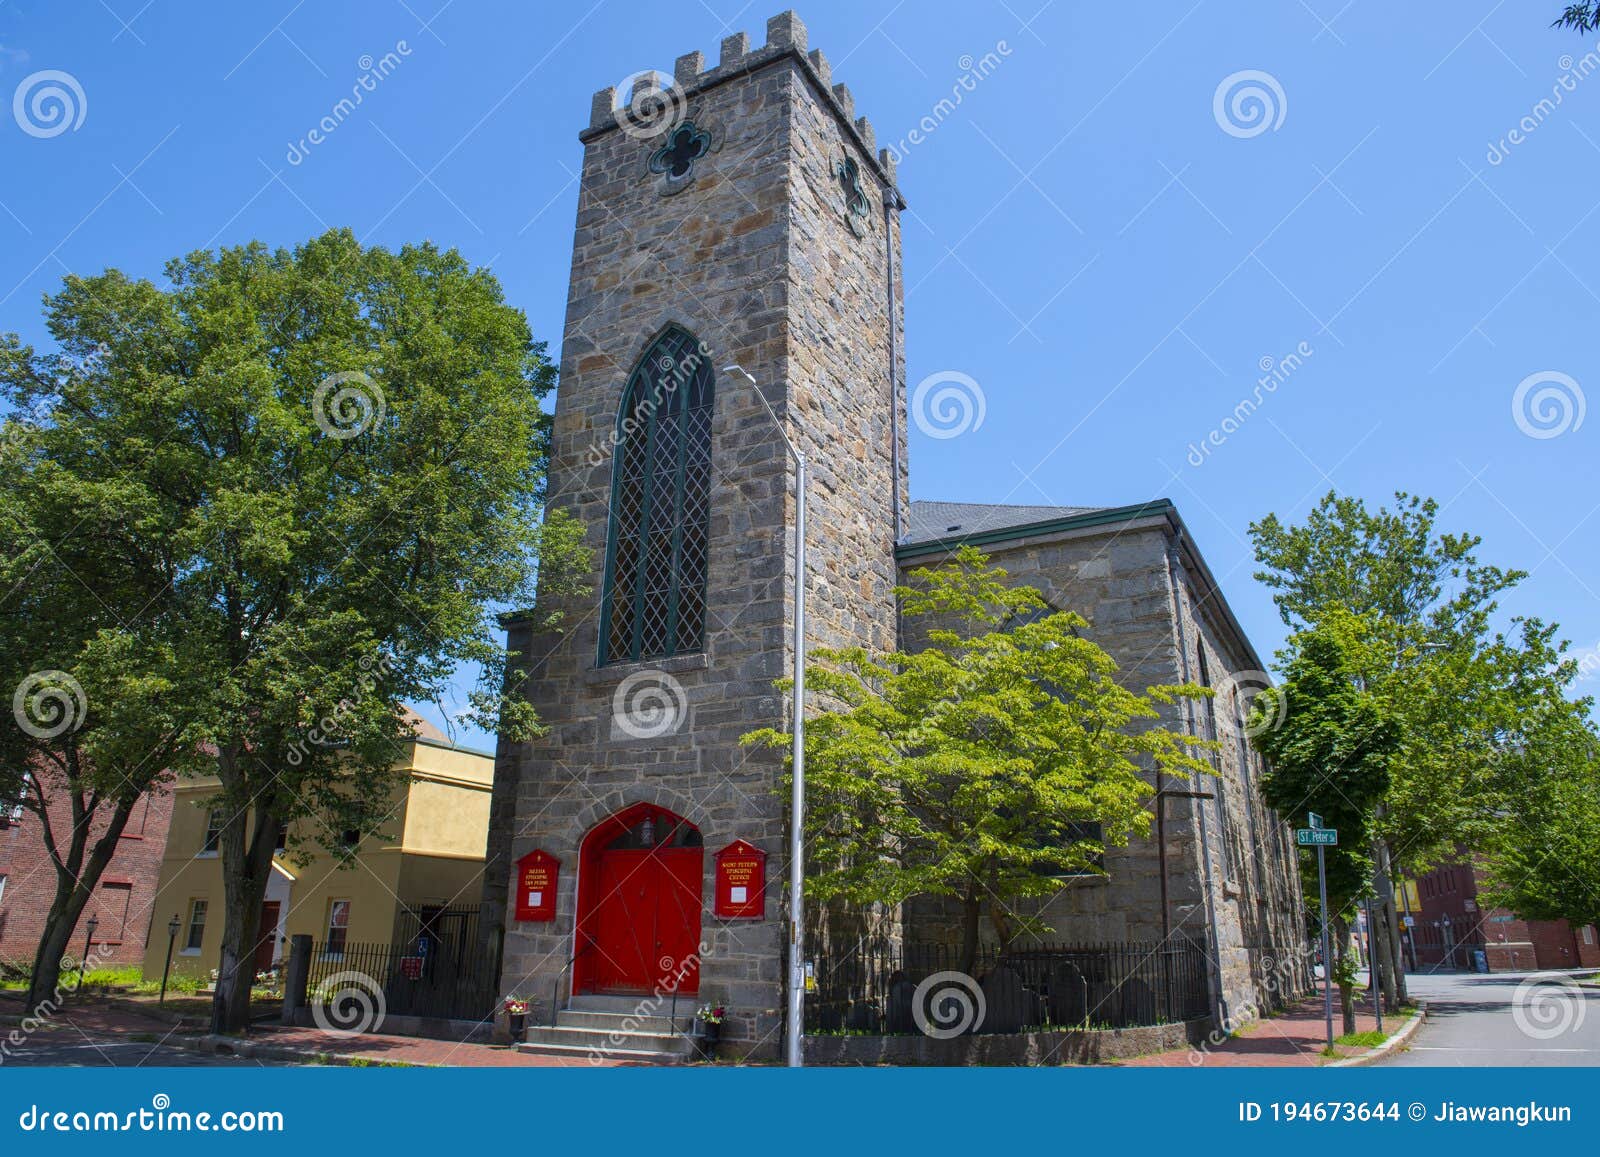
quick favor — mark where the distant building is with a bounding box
[142,731,493,980]
[0,785,173,969]
[1400,861,1600,972]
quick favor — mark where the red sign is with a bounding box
[713,840,767,919]
[399,956,424,980]
[514,849,560,922]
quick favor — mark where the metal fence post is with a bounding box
[281,934,312,1025]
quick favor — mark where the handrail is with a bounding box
[548,939,597,1025]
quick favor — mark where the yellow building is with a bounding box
[142,730,494,980]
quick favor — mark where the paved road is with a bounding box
[1379,970,1599,1066]
[2,1036,285,1067]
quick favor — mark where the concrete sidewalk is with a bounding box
[1119,991,1421,1067]
[0,991,625,1067]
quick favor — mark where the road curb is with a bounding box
[1329,1002,1427,1067]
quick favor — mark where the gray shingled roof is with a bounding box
[903,500,1113,546]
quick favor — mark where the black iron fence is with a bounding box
[806,939,1211,1036]
[307,905,497,1024]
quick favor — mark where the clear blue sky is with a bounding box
[3,2,1597,748]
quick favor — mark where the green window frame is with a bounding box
[599,326,715,665]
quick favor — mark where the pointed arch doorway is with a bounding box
[574,802,704,996]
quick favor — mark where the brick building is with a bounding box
[485,11,1307,1060]
[0,786,174,971]
[1402,860,1600,973]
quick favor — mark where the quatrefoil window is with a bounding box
[835,154,871,237]
[649,122,713,182]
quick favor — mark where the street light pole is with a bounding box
[160,914,181,1004]
[724,364,808,1069]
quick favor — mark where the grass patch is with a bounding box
[1335,1030,1386,1048]
[82,966,143,988]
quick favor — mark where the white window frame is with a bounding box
[197,809,223,858]
[322,899,351,961]
[181,898,207,955]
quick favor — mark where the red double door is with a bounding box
[583,844,703,996]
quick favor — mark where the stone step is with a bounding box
[516,1039,688,1064]
[556,1008,694,1034]
[522,1023,697,1059]
[566,993,681,1014]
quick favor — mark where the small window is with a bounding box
[201,809,223,855]
[1585,926,1595,945]
[274,821,289,853]
[120,797,148,839]
[99,882,133,942]
[184,899,208,952]
[0,872,8,905]
[325,899,351,958]
[339,829,361,852]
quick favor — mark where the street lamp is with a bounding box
[160,914,181,1004]
[723,362,808,1069]
[76,916,98,991]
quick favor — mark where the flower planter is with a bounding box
[508,1012,527,1040]
[697,1019,721,1059]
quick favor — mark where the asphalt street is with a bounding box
[1378,969,1599,1067]
[1,1036,286,1067]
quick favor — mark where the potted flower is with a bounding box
[504,995,530,1040]
[695,1004,725,1058]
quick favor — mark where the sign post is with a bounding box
[1366,897,1384,1032]
[1297,812,1338,1054]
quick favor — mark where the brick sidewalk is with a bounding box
[7,989,1411,1068]
[1119,991,1410,1067]
[0,992,625,1067]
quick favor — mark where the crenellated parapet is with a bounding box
[582,10,903,206]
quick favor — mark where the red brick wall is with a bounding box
[1402,857,1600,972]
[0,789,174,970]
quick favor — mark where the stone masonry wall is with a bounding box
[896,514,1307,1024]
[486,12,905,1058]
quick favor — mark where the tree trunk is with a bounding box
[24,788,137,1016]
[26,895,86,1017]
[211,747,281,1034]
[1334,921,1358,1037]
[212,821,277,1033]
[958,889,982,976]
[1370,827,1408,1004]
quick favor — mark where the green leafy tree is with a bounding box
[1480,714,1600,931]
[1248,613,1400,1033]
[1250,491,1587,1004]
[742,546,1211,971]
[1556,5,1600,33]
[0,441,213,1012]
[0,230,587,1031]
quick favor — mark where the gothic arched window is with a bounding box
[599,326,715,664]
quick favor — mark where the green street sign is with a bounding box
[1307,812,1323,828]
[1296,828,1338,846]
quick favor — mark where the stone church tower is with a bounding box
[484,11,907,1058]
